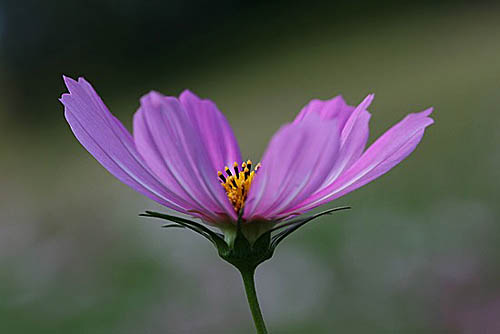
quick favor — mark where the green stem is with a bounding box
[239,267,268,334]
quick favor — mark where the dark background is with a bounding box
[1,1,499,333]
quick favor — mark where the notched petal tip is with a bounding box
[179,89,220,111]
[360,93,375,108]
[60,75,79,104]
[59,93,70,104]
[62,74,75,85]
[406,107,435,128]
[179,88,197,99]
[61,75,95,99]
[421,107,434,118]
[62,75,81,91]
[139,90,166,107]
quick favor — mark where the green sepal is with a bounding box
[218,215,274,272]
[270,206,351,249]
[161,223,186,229]
[139,211,227,252]
[140,206,350,272]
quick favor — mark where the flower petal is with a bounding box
[60,76,193,215]
[321,94,373,186]
[293,95,355,130]
[244,115,340,221]
[289,108,434,214]
[179,90,242,171]
[133,91,238,221]
[294,94,373,187]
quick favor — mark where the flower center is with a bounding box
[218,160,261,213]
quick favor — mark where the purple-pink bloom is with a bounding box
[60,76,433,227]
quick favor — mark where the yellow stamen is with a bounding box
[233,161,239,176]
[217,171,226,183]
[217,160,261,212]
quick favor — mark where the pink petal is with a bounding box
[321,94,373,186]
[179,90,242,172]
[133,91,238,221]
[289,108,434,214]
[60,76,194,215]
[293,95,355,130]
[244,115,340,221]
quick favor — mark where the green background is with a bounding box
[1,1,499,333]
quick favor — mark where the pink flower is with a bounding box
[60,76,433,227]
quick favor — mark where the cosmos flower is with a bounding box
[60,76,433,229]
[61,76,433,334]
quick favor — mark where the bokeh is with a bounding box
[1,1,499,333]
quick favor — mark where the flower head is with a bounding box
[60,76,433,233]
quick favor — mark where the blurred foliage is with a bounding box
[1,1,499,333]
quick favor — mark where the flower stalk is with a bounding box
[239,266,268,334]
[140,207,351,333]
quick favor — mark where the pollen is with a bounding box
[218,160,261,212]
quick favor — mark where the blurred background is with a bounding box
[1,0,499,333]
